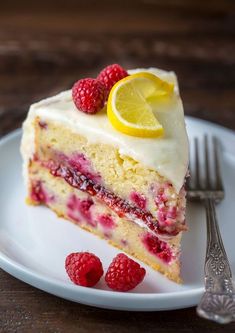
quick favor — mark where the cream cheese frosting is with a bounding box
[21,67,189,193]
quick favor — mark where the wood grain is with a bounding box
[0,0,235,332]
[1,269,235,333]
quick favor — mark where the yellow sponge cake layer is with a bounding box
[28,158,182,283]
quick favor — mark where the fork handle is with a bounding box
[204,198,233,293]
[196,198,235,324]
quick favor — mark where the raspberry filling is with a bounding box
[130,191,147,210]
[41,158,184,237]
[67,194,95,226]
[54,152,101,183]
[142,233,173,264]
[98,214,116,229]
[30,180,54,204]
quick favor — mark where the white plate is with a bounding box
[0,117,235,311]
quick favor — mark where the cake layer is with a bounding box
[32,117,187,237]
[28,160,182,282]
[21,67,189,193]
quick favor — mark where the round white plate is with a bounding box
[0,117,235,311]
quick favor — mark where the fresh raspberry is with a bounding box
[72,78,107,114]
[97,64,128,94]
[65,252,103,287]
[105,253,146,291]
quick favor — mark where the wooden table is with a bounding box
[0,1,235,331]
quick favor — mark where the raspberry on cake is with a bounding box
[97,64,128,93]
[21,66,189,283]
[72,78,107,114]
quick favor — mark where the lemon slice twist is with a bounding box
[107,72,174,138]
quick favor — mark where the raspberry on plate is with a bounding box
[65,252,104,287]
[97,64,128,94]
[105,253,146,291]
[72,78,107,114]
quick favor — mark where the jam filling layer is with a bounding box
[142,233,174,264]
[38,156,186,238]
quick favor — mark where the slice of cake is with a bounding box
[21,66,189,283]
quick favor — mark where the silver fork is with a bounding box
[187,135,235,324]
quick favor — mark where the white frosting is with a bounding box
[21,67,189,193]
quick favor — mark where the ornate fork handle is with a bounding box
[197,198,235,324]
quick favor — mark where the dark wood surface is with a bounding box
[0,1,235,332]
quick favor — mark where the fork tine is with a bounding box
[194,137,200,188]
[204,135,211,188]
[213,137,223,190]
[188,136,224,203]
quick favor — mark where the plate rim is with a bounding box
[0,117,234,310]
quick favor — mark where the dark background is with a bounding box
[0,0,235,332]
